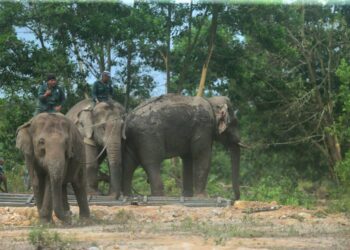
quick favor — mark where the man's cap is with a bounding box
[102,71,111,77]
[47,73,56,81]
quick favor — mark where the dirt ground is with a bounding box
[0,200,349,250]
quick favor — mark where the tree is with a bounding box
[231,5,350,178]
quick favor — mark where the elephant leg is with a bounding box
[62,183,70,213]
[122,150,138,197]
[143,162,164,196]
[192,146,212,197]
[27,160,43,210]
[71,172,90,219]
[85,144,100,194]
[181,156,193,197]
[39,175,53,222]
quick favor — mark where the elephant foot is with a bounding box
[151,190,164,197]
[182,191,194,197]
[107,191,121,200]
[39,216,52,224]
[54,211,72,224]
[193,192,209,198]
[87,187,101,196]
[79,210,90,220]
[39,208,53,224]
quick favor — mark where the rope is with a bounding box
[80,117,120,129]
[80,119,119,165]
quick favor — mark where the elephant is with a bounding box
[122,94,241,200]
[16,113,90,223]
[66,99,125,198]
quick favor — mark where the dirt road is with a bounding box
[0,201,349,249]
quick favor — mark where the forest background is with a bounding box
[1,1,350,212]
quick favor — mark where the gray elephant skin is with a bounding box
[66,99,125,199]
[16,113,90,222]
[122,94,241,199]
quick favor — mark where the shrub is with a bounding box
[28,226,72,249]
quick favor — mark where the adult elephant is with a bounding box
[66,99,125,199]
[122,94,241,200]
[16,113,90,223]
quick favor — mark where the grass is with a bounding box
[28,226,74,249]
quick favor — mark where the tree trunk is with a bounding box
[124,41,132,111]
[196,5,219,97]
[177,5,207,93]
[165,3,172,93]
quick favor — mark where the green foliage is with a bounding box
[325,184,350,214]
[335,151,350,187]
[28,226,73,249]
[6,165,27,193]
[132,168,151,196]
[242,175,316,208]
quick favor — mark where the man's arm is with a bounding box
[38,84,50,102]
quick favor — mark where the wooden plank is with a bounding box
[0,193,232,207]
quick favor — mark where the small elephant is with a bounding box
[66,99,125,198]
[16,113,90,222]
[122,94,241,199]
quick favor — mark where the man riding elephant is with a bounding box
[35,73,65,115]
[92,71,114,105]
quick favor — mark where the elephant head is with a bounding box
[72,100,125,198]
[208,96,241,200]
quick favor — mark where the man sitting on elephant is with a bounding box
[35,73,65,115]
[92,71,115,105]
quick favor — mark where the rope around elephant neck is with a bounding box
[81,119,118,165]
[81,117,119,129]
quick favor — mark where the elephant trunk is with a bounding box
[44,138,69,222]
[230,143,240,200]
[105,121,122,199]
[48,161,70,222]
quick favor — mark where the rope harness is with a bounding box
[81,118,119,165]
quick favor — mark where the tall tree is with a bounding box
[197,4,221,96]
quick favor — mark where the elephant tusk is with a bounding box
[238,142,250,149]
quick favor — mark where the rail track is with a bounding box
[0,193,232,207]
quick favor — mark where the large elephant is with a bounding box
[66,99,125,198]
[122,94,241,199]
[16,113,90,222]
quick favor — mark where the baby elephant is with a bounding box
[16,113,90,223]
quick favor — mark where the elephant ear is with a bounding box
[77,108,94,139]
[67,121,78,159]
[16,123,33,155]
[216,103,230,134]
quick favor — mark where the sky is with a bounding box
[15,26,167,96]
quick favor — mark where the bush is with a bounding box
[335,151,350,188]
[28,226,72,249]
[242,175,316,208]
